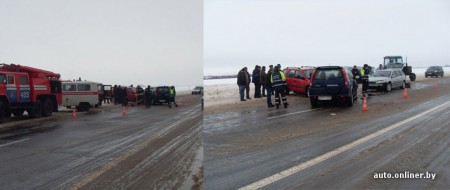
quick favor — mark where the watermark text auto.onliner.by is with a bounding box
[374,171,436,180]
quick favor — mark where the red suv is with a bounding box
[283,67,315,97]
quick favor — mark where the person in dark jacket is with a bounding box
[271,65,288,109]
[144,85,152,108]
[113,85,118,105]
[252,65,261,98]
[237,68,247,101]
[244,67,251,100]
[122,87,128,107]
[260,66,267,97]
[351,65,360,82]
[265,66,274,107]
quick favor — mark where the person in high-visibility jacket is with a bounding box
[169,86,178,108]
[360,64,371,94]
[271,65,288,109]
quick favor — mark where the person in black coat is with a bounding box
[265,65,275,107]
[244,67,251,99]
[237,68,247,101]
[260,66,267,97]
[252,65,262,98]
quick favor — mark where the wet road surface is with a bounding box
[0,95,203,190]
[204,77,449,189]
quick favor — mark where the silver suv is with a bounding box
[368,69,406,92]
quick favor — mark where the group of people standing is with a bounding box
[351,64,373,94]
[237,64,289,109]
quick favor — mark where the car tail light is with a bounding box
[342,68,349,87]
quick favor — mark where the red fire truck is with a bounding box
[0,64,62,122]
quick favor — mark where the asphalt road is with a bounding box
[204,77,449,189]
[0,95,203,190]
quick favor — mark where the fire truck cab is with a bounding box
[0,64,62,122]
[61,81,102,112]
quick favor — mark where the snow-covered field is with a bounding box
[204,67,450,108]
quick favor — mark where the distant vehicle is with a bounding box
[153,86,171,104]
[62,81,101,112]
[383,56,416,82]
[0,64,62,122]
[368,69,406,92]
[425,66,444,78]
[102,85,113,103]
[309,66,358,107]
[192,86,203,95]
[283,67,315,97]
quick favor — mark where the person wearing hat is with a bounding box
[271,65,288,109]
[252,65,262,98]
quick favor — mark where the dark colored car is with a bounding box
[309,66,358,107]
[153,86,171,104]
[425,66,444,78]
[283,67,315,97]
[192,86,203,95]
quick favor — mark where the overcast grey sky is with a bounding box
[204,0,450,75]
[1,0,202,89]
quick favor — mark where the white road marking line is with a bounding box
[0,138,31,147]
[267,108,323,120]
[240,100,450,190]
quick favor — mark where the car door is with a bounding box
[393,71,403,87]
[293,70,306,93]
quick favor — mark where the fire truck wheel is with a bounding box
[42,98,53,117]
[0,102,5,122]
[28,100,42,118]
[12,109,24,117]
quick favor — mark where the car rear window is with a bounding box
[314,69,342,80]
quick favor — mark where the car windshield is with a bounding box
[373,70,391,77]
[314,69,342,80]
[384,57,403,64]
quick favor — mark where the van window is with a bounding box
[77,84,91,91]
[63,84,77,91]
[19,76,29,85]
[0,74,6,84]
[7,75,15,84]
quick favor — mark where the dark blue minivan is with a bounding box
[309,66,358,107]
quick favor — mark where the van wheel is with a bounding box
[0,102,5,123]
[42,98,53,117]
[76,103,90,112]
[310,98,318,108]
[28,100,42,118]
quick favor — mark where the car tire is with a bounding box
[305,86,310,97]
[384,83,392,92]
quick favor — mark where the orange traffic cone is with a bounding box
[73,109,77,120]
[403,88,408,99]
[122,106,126,116]
[434,83,438,89]
[362,96,368,111]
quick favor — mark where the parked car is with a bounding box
[425,66,444,78]
[153,86,171,104]
[283,67,315,97]
[192,86,203,95]
[309,66,358,107]
[368,69,406,92]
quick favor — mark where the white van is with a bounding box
[61,81,101,111]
